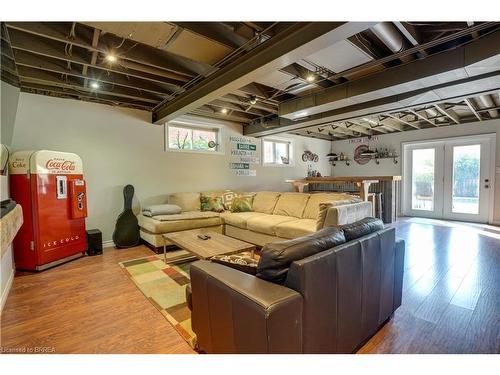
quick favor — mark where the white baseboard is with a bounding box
[102,240,115,249]
[0,266,15,314]
[491,220,500,226]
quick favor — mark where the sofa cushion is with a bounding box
[252,192,281,214]
[273,192,310,218]
[169,192,201,212]
[221,211,266,229]
[274,219,317,239]
[256,227,346,284]
[339,217,384,241]
[246,214,296,235]
[303,193,361,219]
[138,212,221,234]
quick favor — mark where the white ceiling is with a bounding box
[305,39,373,73]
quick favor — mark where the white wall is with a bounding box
[1,81,20,146]
[0,81,19,311]
[328,120,500,224]
[11,93,331,242]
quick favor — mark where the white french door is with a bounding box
[403,134,495,223]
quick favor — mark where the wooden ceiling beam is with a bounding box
[347,119,388,134]
[13,50,174,97]
[83,28,100,87]
[385,113,421,129]
[17,67,162,104]
[209,99,268,117]
[21,82,154,109]
[406,108,437,126]
[5,22,213,78]
[434,103,460,124]
[8,30,187,88]
[222,93,278,113]
[464,98,482,121]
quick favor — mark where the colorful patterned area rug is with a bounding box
[119,254,197,349]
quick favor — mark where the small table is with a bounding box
[162,229,256,263]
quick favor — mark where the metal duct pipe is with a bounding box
[477,95,499,118]
[371,22,413,63]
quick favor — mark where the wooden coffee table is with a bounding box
[162,228,256,263]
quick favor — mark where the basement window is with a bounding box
[165,120,224,154]
[262,137,294,166]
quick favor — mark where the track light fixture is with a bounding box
[90,81,100,89]
[249,95,257,105]
[221,108,228,114]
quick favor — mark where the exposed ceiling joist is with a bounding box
[279,29,500,119]
[5,22,212,78]
[464,98,482,121]
[152,22,377,124]
[21,82,154,109]
[18,67,162,104]
[385,113,421,129]
[434,103,460,124]
[221,93,277,113]
[83,28,100,87]
[13,50,174,96]
[7,28,189,87]
[244,69,500,137]
[406,109,437,126]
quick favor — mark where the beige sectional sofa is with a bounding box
[138,191,372,249]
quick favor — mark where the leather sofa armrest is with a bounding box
[190,260,303,353]
[319,201,373,228]
[393,239,405,309]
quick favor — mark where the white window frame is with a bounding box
[165,118,225,155]
[262,136,294,167]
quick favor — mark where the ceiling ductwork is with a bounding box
[371,22,413,63]
[476,94,499,118]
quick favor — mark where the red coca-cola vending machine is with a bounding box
[9,150,88,271]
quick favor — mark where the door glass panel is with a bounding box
[412,148,435,211]
[452,144,480,214]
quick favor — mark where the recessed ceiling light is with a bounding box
[106,54,117,63]
[306,74,315,83]
[221,108,228,114]
[90,81,100,89]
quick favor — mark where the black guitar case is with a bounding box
[112,184,140,248]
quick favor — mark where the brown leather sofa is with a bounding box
[188,220,405,353]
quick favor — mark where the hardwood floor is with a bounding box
[358,218,500,354]
[0,246,195,354]
[1,217,499,354]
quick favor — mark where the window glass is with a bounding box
[167,123,221,153]
[263,138,292,165]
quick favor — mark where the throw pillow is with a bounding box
[211,253,258,275]
[230,194,254,212]
[221,190,238,211]
[256,227,346,284]
[200,195,225,213]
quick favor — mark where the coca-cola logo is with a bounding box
[45,159,76,171]
[11,160,27,169]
